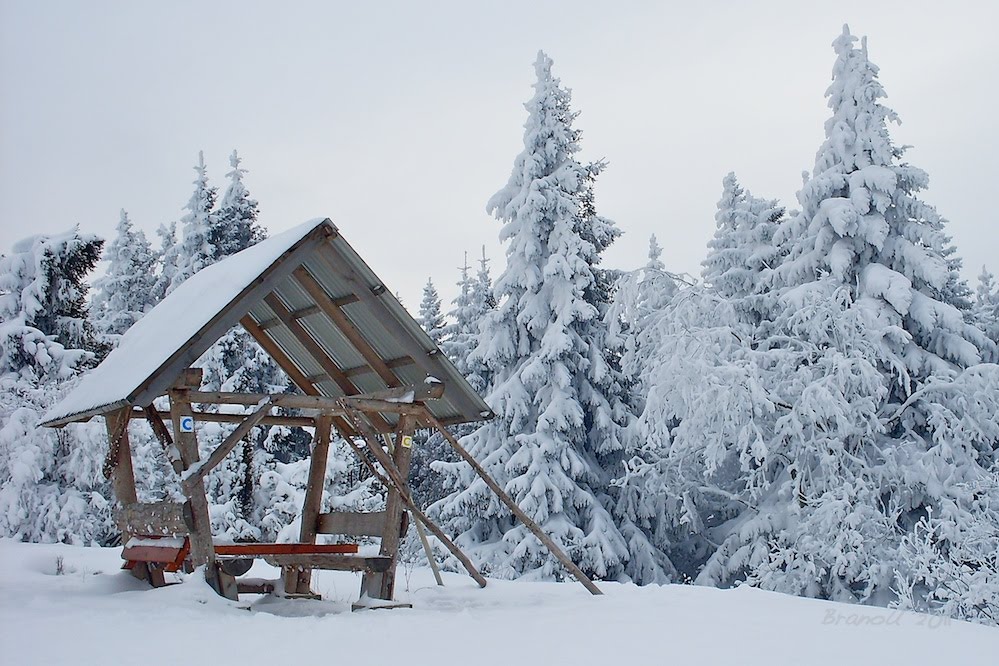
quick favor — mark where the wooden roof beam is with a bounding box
[241,315,321,397]
[293,266,403,389]
[263,293,359,396]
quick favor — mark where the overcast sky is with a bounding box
[2,1,997,310]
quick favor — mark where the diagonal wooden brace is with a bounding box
[180,398,273,493]
[420,409,603,596]
[337,404,488,589]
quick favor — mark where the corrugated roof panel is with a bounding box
[43,218,492,428]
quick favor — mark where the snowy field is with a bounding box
[1,540,995,665]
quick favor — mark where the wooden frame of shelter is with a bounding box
[42,218,601,605]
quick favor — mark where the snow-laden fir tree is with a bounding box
[663,26,999,618]
[0,229,112,544]
[701,173,784,325]
[440,254,477,374]
[211,150,265,261]
[91,210,158,343]
[417,278,446,347]
[167,151,218,294]
[414,254,495,507]
[974,266,999,353]
[433,52,658,583]
[605,235,680,383]
[467,247,496,395]
[152,221,179,303]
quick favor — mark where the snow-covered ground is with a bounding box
[1,540,995,666]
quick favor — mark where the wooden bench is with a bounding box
[121,535,191,586]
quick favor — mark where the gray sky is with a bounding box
[2,1,997,310]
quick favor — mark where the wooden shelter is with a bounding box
[42,218,600,605]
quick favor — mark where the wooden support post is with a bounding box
[105,406,151,583]
[336,406,487,589]
[168,371,238,600]
[422,410,603,596]
[291,416,333,595]
[412,511,444,586]
[361,415,415,601]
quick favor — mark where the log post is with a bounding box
[361,415,415,601]
[168,369,238,600]
[291,416,333,595]
[105,406,152,582]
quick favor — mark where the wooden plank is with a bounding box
[122,544,186,564]
[237,580,276,595]
[355,381,444,403]
[335,407,488,588]
[422,409,603,596]
[293,265,403,388]
[314,247,487,422]
[186,391,338,410]
[262,554,392,572]
[257,304,321,330]
[316,511,390,537]
[257,294,359,330]
[340,356,415,379]
[136,407,316,429]
[264,292,360,396]
[214,543,358,557]
[339,397,426,415]
[242,314,359,438]
[292,415,333,594]
[180,398,273,489]
[184,386,439,410]
[241,314,321,397]
[117,502,192,536]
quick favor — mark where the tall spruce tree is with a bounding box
[702,173,784,325]
[686,26,999,615]
[153,221,179,304]
[168,151,218,294]
[91,210,158,343]
[0,229,111,544]
[212,150,265,260]
[433,52,653,582]
[974,266,999,353]
[417,278,446,346]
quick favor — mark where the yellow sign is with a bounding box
[401,435,413,449]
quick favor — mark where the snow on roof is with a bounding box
[42,218,329,426]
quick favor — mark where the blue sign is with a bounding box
[179,416,195,433]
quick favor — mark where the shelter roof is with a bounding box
[42,218,493,428]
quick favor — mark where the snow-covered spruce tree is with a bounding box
[974,266,999,353]
[91,210,158,344]
[417,278,445,347]
[0,229,113,544]
[167,151,218,295]
[211,150,265,261]
[689,26,998,616]
[605,235,680,385]
[432,52,659,583]
[701,172,784,326]
[152,221,179,304]
[466,246,496,395]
